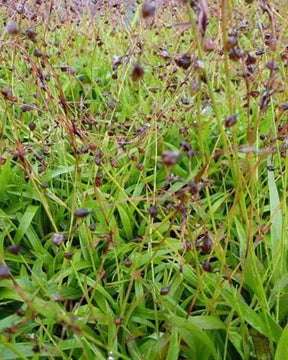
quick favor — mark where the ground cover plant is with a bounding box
[0,0,287,358]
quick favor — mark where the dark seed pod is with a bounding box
[32,345,40,353]
[28,122,36,131]
[110,157,118,168]
[0,265,11,279]
[6,245,20,255]
[94,156,103,166]
[267,165,275,171]
[26,27,37,41]
[136,162,144,171]
[124,258,132,268]
[0,157,6,165]
[141,1,156,18]
[202,261,213,273]
[75,209,93,218]
[278,103,288,112]
[100,270,107,279]
[195,233,213,254]
[162,150,180,166]
[64,252,73,260]
[202,37,216,52]
[149,205,158,218]
[174,53,191,70]
[34,49,42,58]
[132,63,144,81]
[41,182,49,189]
[160,286,170,295]
[224,114,237,128]
[6,21,19,35]
[16,308,25,316]
[224,36,238,50]
[89,224,96,231]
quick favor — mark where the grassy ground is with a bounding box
[0,0,287,359]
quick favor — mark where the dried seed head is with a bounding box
[52,233,64,246]
[0,265,11,279]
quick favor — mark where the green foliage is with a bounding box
[0,0,287,359]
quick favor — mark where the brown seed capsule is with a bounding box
[141,1,156,18]
[28,122,36,131]
[202,37,216,52]
[202,261,213,273]
[110,157,118,168]
[26,27,37,41]
[0,157,6,165]
[64,252,73,260]
[132,63,144,81]
[160,286,170,295]
[124,258,132,268]
[195,233,213,254]
[34,49,42,58]
[175,53,191,70]
[278,103,288,111]
[16,308,25,317]
[6,21,19,35]
[224,36,238,50]
[41,182,49,189]
[224,114,238,128]
[32,345,40,353]
[6,245,20,255]
[149,205,158,218]
[75,209,93,218]
[136,162,144,171]
[0,265,11,279]
[100,270,107,279]
[162,150,180,166]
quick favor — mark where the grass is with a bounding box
[0,0,287,359]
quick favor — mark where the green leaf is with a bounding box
[275,324,288,360]
[14,205,39,244]
[170,316,218,359]
[166,326,179,360]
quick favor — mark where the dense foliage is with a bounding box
[0,0,287,359]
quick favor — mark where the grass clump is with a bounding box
[0,0,287,359]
